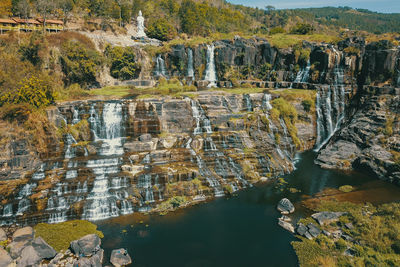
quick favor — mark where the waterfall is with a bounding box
[98,102,124,156]
[186,138,224,197]
[82,102,132,221]
[262,93,273,111]
[314,48,347,151]
[204,44,217,88]
[155,55,167,77]
[65,133,77,159]
[2,204,12,217]
[16,199,30,216]
[294,60,311,83]
[187,48,194,78]
[244,94,253,112]
[190,99,212,135]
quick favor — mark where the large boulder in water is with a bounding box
[70,234,101,257]
[278,218,295,233]
[110,248,132,267]
[277,198,295,214]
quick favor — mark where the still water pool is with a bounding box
[98,151,400,267]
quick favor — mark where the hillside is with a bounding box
[1,0,400,38]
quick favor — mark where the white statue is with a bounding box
[136,10,147,38]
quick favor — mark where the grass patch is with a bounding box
[34,220,104,252]
[263,34,341,49]
[339,185,354,193]
[293,200,400,266]
[89,85,134,97]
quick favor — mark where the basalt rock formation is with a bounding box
[0,91,315,225]
[0,35,400,225]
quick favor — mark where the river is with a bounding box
[98,151,400,267]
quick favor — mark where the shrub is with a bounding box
[0,103,33,123]
[269,27,285,35]
[146,18,178,41]
[290,23,315,35]
[301,99,313,112]
[339,185,354,193]
[105,45,140,80]
[0,75,55,108]
[60,40,103,87]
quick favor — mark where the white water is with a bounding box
[294,60,311,83]
[155,55,167,77]
[187,48,195,78]
[244,94,253,112]
[314,52,346,151]
[204,44,217,87]
[190,99,212,135]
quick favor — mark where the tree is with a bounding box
[56,0,74,24]
[105,45,140,80]
[146,18,177,41]
[35,0,55,31]
[12,0,31,19]
[265,5,275,13]
[0,0,12,17]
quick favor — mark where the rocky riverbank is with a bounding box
[0,222,131,267]
[316,86,400,183]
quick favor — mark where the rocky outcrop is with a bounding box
[277,198,295,214]
[0,90,315,224]
[316,86,400,183]
[311,212,346,226]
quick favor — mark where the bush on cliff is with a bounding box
[60,40,104,87]
[0,75,55,108]
[105,45,141,81]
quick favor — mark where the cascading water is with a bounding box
[155,55,167,77]
[190,99,212,135]
[314,51,346,151]
[294,60,311,83]
[244,94,253,112]
[187,48,195,78]
[204,44,217,88]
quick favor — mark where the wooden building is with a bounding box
[0,18,64,33]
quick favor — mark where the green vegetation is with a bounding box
[60,40,103,87]
[338,185,354,193]
[34,220,104,252]
[105,45,141,80]
[155,196,189,215]
[271,97,301,149]
[293,201,400,266]
[89,85,134,98]
[146,18,178,41]
[290,23,315,35]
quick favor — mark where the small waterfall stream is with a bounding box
[155,55,167,77]
[187,48,195,78]
[204,44,217,87]
[294,60,311,83]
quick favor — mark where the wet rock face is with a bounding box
[316,86,400,183]
[0,92,314,225]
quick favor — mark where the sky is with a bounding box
[227,0,400,13]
